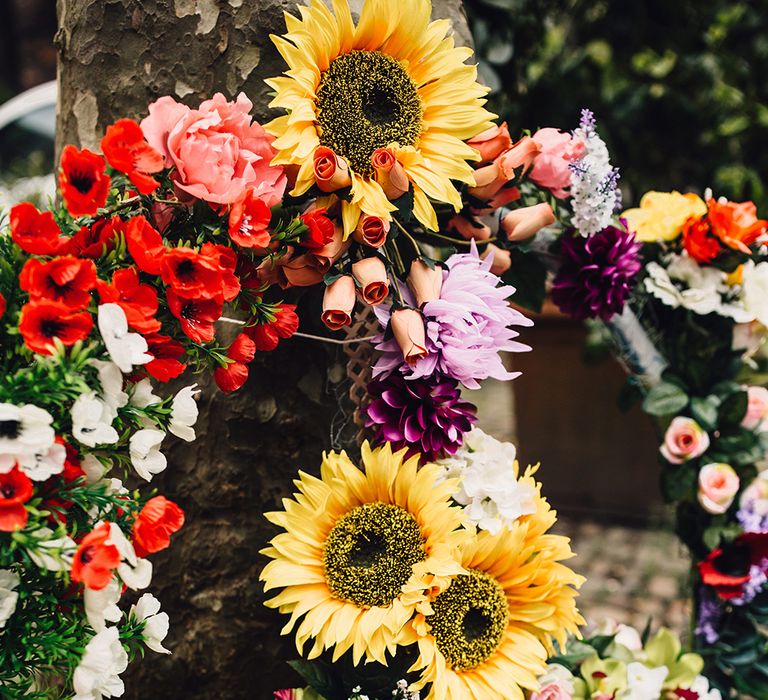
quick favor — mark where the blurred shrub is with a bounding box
[465,0,768,210]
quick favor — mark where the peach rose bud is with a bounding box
[467,162,503,202]
[307,224,349,273]
[698,463,740,514]
[467,122,513,163]
[742,386,768,430]
[500,202,555,242]
[371,148,409,200]
[408,259,443,307]
[391,308,427,365]
[496,136,540,179]
[313,146,352,193]
[321,275,356,331]
[448,214,492,241]
[281,254,325,287]
[480,244,512,276]
[660,416,710,464]
[353,215,389,248]
[352,257,389,305]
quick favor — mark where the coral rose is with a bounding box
[529,127,585,199]
[351,257,389,305]
[321,275,356,330]
[660,417,710,464]
[698,463,739,515]
[742,386,768,431]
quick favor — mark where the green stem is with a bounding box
[422,230,497,247]
[392,217,422,258]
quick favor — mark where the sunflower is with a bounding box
[265,0,495,235]
[260,441,467,665]
[401,467,585,699]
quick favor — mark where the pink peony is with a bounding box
[141,93,286,206]
[530,683,573,700]
[529,127,585,199]
[742,386,768,430]
[660,417,710,464]
[698,463,740,515]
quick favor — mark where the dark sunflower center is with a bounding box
[316,50,422,176]
[0,420,20,439]
[429,569,509,671]
[323,501,426,608]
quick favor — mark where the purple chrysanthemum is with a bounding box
[363,371,477,462]
[551,224,641,321]
[695,589,722,644]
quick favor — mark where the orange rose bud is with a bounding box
[447,214,492,241]
[501,202,555,242]
[282,254,325,287]
[307,224,349,273]
[351,257,389,305]
[496,136,540,179]
[467,162,503,202]
[467,122,513,163]
[353,215,390,248]
[321,275,356,330]
[313,146,352,193]
[371,148,409,200]
[408,259,443,307]
[391,308,427,365]
[480,244,512,275]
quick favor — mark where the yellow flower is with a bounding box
[622,190,707,242]
[260,442,467,665]
[402,467,585,699]
[265,0,495,236]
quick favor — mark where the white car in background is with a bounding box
[0,80,57,210]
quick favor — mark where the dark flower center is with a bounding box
[70,169,95,194]
[175,259,197,281]
[1,484,17,498]
[323,501,426,607]
[0,420,20,439]
[41,319,64,338]
[715,542,751,577]
[316,50,423,176]
[80,544,95,565]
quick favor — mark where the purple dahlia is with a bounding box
[364,372,477,463]
[551,224,641,322]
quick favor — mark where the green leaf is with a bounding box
[500,248,548,313]
[718,390,748,427]
[288,660,337,699]
[690,396,719,431]
[660,464,697,502]
[643,382,689,416]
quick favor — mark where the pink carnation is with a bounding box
[141,93,286,206]
[529,127,585,199]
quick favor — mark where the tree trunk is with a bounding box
[55,1,472,697]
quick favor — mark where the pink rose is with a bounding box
[742,386,768,430]
[660,417,710,464]
[698,462,740,514]
[529,128,585,199]
[141,93,287,206]
[530,682,572,700]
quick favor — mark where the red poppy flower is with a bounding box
[214,361,249,393]
[144,333,187,382]
[125,215,166,275]
[101,118,164,195]
[10,202,66,256]
[67,216,122,259]
[228,189,272,248]
[0,467,33,532]
[161,247,222,300]
[200,243,240,302]
[300,208,335,249]
[228,333,256,363]
[59,145,111,217]
[682,217,721,264]
[20,256,97,309]
[19,300,94,354]
[60,438,85,482]
[71,521,121,590]
[699,532,768,600]
[166,289,222,343]
[244,302,299,351]
[132,495,185,557]
[707,198,768,254]
[97,267,161,333]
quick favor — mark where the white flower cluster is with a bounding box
[645,253,768,325]
[0,402,63,480]
[437,428,537,534]
[570,110,621,237]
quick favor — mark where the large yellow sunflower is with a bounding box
[401,467,585,699]
[260,441,467,665]
[265,0,495,235]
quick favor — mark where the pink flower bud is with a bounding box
[698,463,740,514]
[352,215,389,248]
[351,257,389,305]
[307,224,349,273]
[500,202,555,242]
[660,417,710,464]
[321,275,356,330]
[313,146,351,192]
[467,122,513,163]
[447,214,492,241]
[371,148,409,200]
[407,259,443,307]
[742,386,768,430]
[391,308,427,365]
[496,136,540,179]
[480,244,512,275]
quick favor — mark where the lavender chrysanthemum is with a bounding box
[695,590,722,644]
[363,372,477,462]
[373,243,532,389]
[552,224,642,322]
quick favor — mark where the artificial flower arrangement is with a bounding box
[527,622,721,700]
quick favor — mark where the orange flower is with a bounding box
[352,216,389,248]
[707,197,767,254]
[407,259,443,307]
[500,202,555,242]
[321,275,356,330]
[101,118,164,195]
[351,257,389,305]
[391,308,427,365]
[132,496,185,557]
[312,146,351,192]
[682,216,721,264]
[71,522,121,590]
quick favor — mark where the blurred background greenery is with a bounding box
[465,0,768,211]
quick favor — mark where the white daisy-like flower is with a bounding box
[90,360,128,419]
[71,393,119,447]
[0,569,20,629]
[97,303,152,373]
[17,440,66,481]
[130,593,171,654]
[742,260,768,327]
[26,528,77,572]
[129,378,161,409]
[621,662,668,700]
[72,626,128,700]
[107,522,152,591]
[684,675,722,700]
[168,384,200,442]
[0,403,56,471]
[128,429,167,482]
[84,576,122,632]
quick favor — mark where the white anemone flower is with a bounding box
[0,403,56,470]
[0,569,20,629]
[97,303,152,373]
[130,593,171,654]
[168,384,200,442]
[128,429,166,482]
[71,393,119,447]
[72,626,128,700]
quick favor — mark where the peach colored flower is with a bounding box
[698,462,740,514]
[481,244,512,275]
[306,225,349,273]
[281,255,325,287]
[447,214,492,241]
[742,386,768,430]
[407,259,443,307]
[496,135,539,179]
[351,257,389,305]
[500,203,555,242]
[353,216,389,248]
[660,417,710,464]
[391,308,427,365]
[312,146,351,192]
[467,122,513,163]
[371,147,409,200]
[467,162,502,202]
[529,127,585,198]
[321,275,356,330]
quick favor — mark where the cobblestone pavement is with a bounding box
[553,518,693,636]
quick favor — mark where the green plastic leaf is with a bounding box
[718,390,748,427]
[690,396,719,431]
[643,382,689,416]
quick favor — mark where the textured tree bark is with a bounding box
[55,1,471,697]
